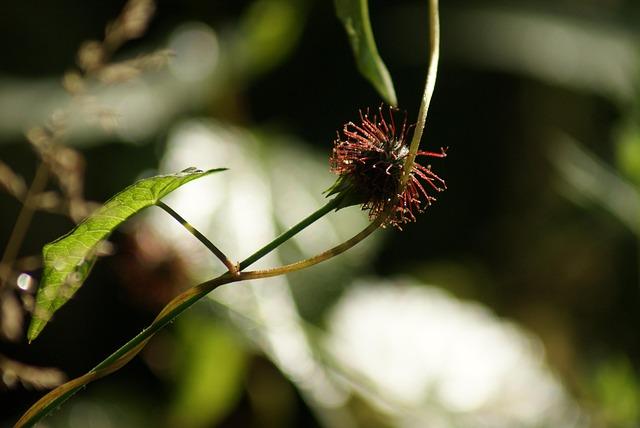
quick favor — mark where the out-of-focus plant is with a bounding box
[590,357,640,427]
[0,0,166,399]
[13,0,447,426]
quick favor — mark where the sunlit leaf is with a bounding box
[28,168,226,342]
[334,0,397,105]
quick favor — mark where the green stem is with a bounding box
[157,201,238,275]
[98,197,344,373]
[17,272,239,428]
[401,0,440,187]
[94,275,238,371]
[239,196,342,270]
[16,196,344,428]
[16,208,378,428]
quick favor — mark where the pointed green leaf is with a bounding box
[334,0,397,105]
[28,167,226,342]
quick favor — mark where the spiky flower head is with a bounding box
[328,105,446,228]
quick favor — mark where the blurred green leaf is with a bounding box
[592,357,640,426]
[616,121,640,187]
[551,135,640,236]
[443,5,638,103]
[334,0,397,105]
[169,313,247,428]
[28,168,226,342]
[239,0,308,77]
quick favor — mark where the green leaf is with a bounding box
[334,0,397,105]
[239,0,308,78]
[28,167,226,342]
[169,313,247,428]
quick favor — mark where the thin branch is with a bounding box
[242,215,384,280]
[156,201,238,275]
[0,163,49,290]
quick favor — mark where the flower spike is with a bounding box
[328,105,446,228]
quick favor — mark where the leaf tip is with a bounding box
[27,300,50,342]
[26,321,42,343]
[384,89,398,108]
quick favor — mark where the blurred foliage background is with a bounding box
[1,0,640,427]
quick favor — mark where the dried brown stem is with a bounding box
[0,164,49,291]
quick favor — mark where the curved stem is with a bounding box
[15,213,381,428]
[401,0,440,187]
[15,272,239,428]
[156,201,238,275]
[243,215,384,280]
[158,195,345,275]
[239,196,342,270]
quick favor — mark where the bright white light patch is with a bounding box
[324,278,584,427]
[169,22,219,82]
[16,273,35,291]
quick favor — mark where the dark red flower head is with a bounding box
[328,105,446,228]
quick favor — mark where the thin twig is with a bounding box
[239,196,342,270]
[156,201,238,275]
[242,216,384,280]
[0,164,49,290]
